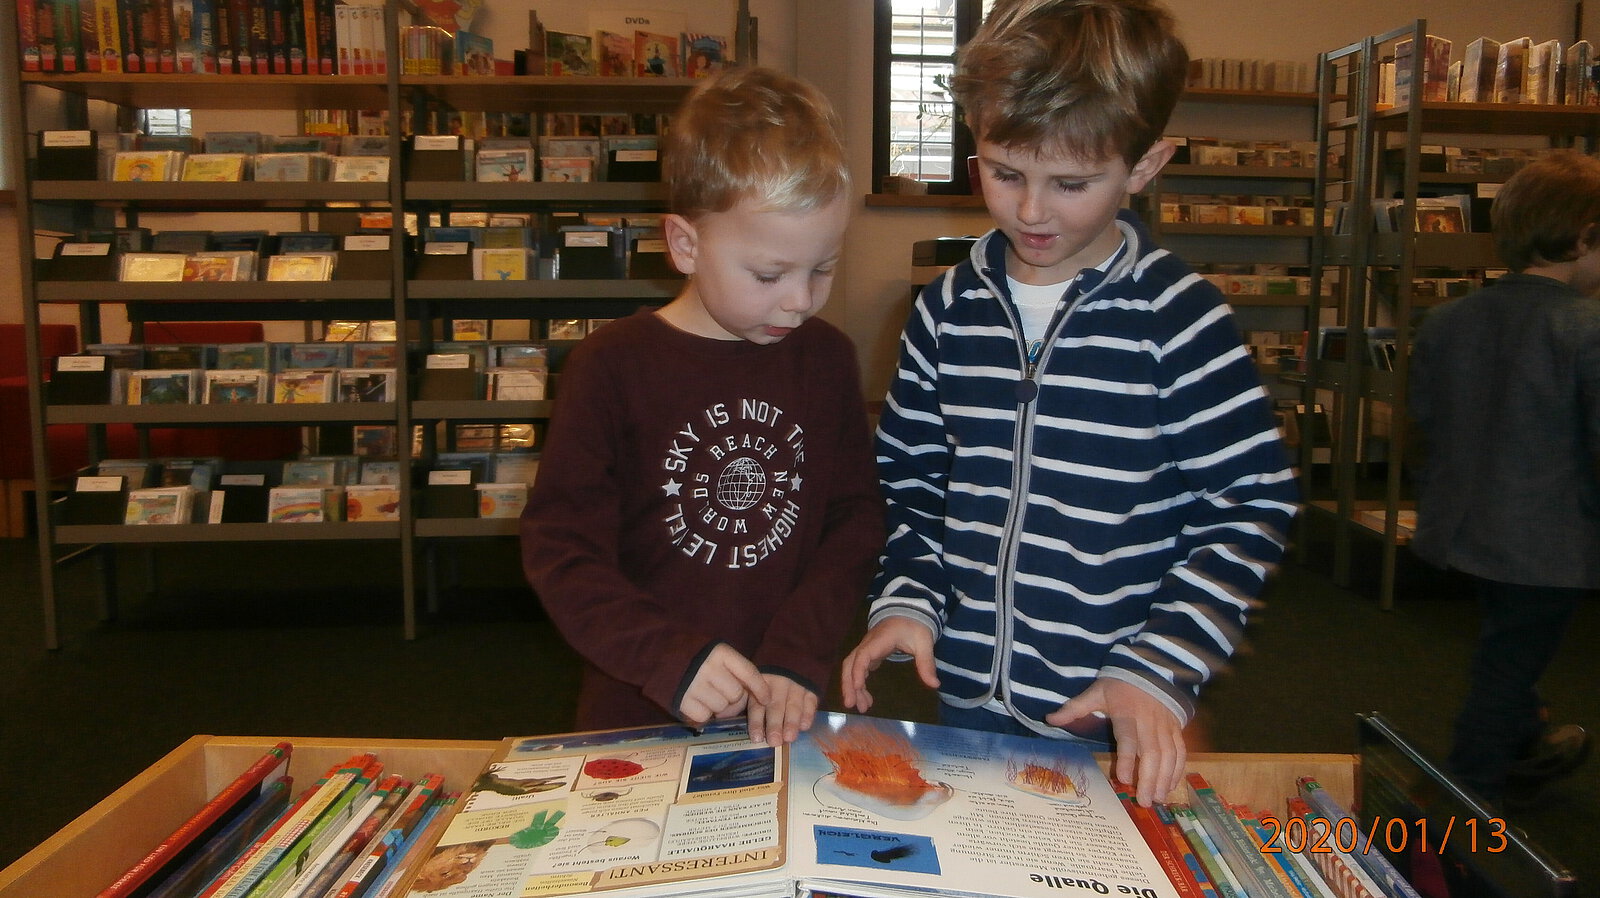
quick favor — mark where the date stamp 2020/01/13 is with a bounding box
[1257,814,1509,855]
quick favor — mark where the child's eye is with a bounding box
[1056,180,1090,193]
[989,169,1019,183]
[754,273,782,284]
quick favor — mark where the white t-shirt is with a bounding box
[1006,240,1124,364]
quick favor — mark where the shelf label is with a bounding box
[344,234,391,252]
[75,476,123,492]
[57,355,107,372]
[426,353,472,369]
[1476,182,1502,199]
[59,242,112,256]
[614,149,658,162]
[414,135,461,151]
[424,241,470,255]
[565,231,610,248]
[220,474,267,486]
[42,130,94,147]
[429,469,473,486]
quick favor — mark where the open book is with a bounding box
[400,712,1179,898]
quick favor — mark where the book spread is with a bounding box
[402,713,1180,898]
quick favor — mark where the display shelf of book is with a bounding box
[1225,292,1313,307]
[46,403,400,425]
[404,182,667,203]
[400,75,696,113]
[405,279,681,300]
[35,281,394,303]
[1374,101,1600,137]
[1371,231,1498,267]
[30,182,392,205]
[1180,87,1322,107]
[415,518,522,538]
[0,735,1359,898]
[52,521,407,545]
[1162,163,1323,179]
[410,399,554,420]
[17,73,392,111]
[1158,222,1315,238]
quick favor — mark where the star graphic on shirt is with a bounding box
[662,478,682,497]
[790,474,802,492]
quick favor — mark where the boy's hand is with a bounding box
[679,644,771,726]
[840,616,938,713]
[747,673,818,745]
[1046,678,1184,808]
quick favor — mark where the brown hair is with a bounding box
[951,0,1188,166]
[1492,150,1600,272]
[664,66,850,218]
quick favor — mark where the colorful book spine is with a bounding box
[312,0,334,73]
[78,0,101,71]
[1115,788,1205,898]
[1296,777,1422,898]
[145,779,294,898]
[155,0,176,71]
[364,792,459,898]
[329,772,445,898]
[247,0,269,73]
[284,0,305,73]
[37,0,60,71]
[1239,809,1323,898]
[172,0,196,72]
[94,0,122,72]
[281,775,411,898]
[197,753,378,898]
[56,0,84,72]
[241,757,384,898]
[192,0,217,72]
[1187,774,1294,898]
[18,0,40,72]
[1286,797,1385,898]
[1156,803,1221,898]
[1172,804,1245,898]
[94,742,294,898]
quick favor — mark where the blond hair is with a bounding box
[952,0,1188,165]
[664,66,850,218]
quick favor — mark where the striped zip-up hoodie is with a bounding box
[870,213,1299,740]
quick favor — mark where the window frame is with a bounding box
[871,0,983,195]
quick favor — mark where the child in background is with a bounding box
[523,67,885,745]
[1409,149,1600,806]
[842,0,1299,806]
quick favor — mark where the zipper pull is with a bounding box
[1016,366,1039,403]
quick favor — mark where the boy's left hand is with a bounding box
[1046,678,1184,808]
[746,674,818,745]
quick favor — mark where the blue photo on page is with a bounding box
[812,826,941,875]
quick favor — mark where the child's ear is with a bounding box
[663,213,699,275]
[1126,139,1176,194]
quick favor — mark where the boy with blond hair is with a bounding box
[842,0,1298,805]
[524,67,884,745]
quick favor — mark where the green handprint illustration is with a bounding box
[510,808,566,849]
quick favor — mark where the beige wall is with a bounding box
[2,1,1589,392]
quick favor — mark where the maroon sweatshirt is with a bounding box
[521,309,885,730]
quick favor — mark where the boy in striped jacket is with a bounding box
[841,0,1299,807]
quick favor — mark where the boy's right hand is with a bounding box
[679,643,772,726]
[840,616,939,712]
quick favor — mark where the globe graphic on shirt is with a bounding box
[716,457,766,510]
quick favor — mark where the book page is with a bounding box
[787,714,1180,898]
[404,722,787,898]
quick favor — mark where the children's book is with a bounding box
[401,713,1182,898]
